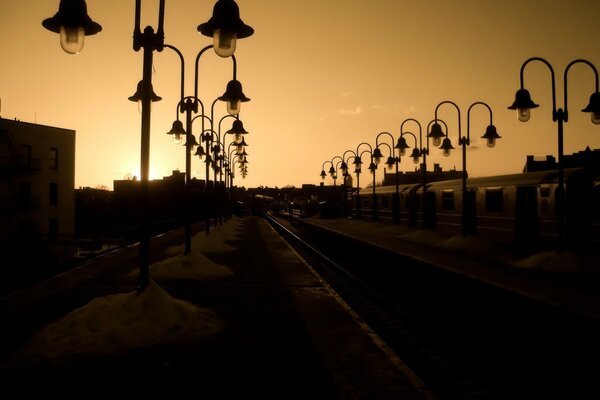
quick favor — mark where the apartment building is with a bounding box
[0,118,76,272]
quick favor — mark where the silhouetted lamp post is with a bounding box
[433,100,500,237]
[353,142,375,220]
[45,0,252,292]
[508,57,600,253]
[373,132,400,224]
[42,0,102,54]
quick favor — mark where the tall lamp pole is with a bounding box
[433,100,500,237]
[373,132,400,224]
[508,57,600,253]
[353,142,375,220]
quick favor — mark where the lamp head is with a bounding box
[195,145,206,159]
[385,156,396,170]
[581,92,600,125]
[340,161,348,174]
[198,0,254,57]
[320,170,326,180]
[219,80,250,115]
[481,124,501,148]
[439,137,455,157]
[368,162,377,174]
[184,134,199,151]
[410,148,421,164]
[128,80,162,102]
[395,136,410,156]
[167,120,186,143]
[508,88,538,122]
[372,147,383,164]
[427,122,446,147]
[42,0,102,54]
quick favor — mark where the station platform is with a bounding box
[296,214,600,322]
[0,216,434,399]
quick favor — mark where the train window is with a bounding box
[441,191,454,210]
[485,189,503,212]
[540,186,551,198]
[381,195,389,209]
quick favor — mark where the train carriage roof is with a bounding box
[425,168,588,191]
[364,167,595,194]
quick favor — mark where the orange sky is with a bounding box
[1,0,599,189]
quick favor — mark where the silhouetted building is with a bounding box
[524,147,600,173]
[382,163,463,186]
[0,118,76,278]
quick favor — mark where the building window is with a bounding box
[50,182,58,206]
[49,219,58,242]
[50,147,58,170]
[441,191,454,211]
[20,144,32,166]
[485,189,503,213]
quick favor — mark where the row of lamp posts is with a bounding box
[322,55,600,254]
[321,103,501,235]
[43,0,254,291]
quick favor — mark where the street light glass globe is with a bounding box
[213,29,237,57]
[517,107,530,122]
[60,26,85,54]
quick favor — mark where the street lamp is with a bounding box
[129,0,251,292]
[353,142,375,220]
[433,100,500,237]
[42,0,102,54]
[401,118,448,228]
[374,132,400,224]
[508,57,600,252]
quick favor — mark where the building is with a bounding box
[382,163,463,186]
[523,147,600,173]
[0,118,76,284]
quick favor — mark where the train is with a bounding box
[353,167,599,253]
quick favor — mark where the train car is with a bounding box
[357,167,598,252]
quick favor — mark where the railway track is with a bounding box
[263,211,600,400]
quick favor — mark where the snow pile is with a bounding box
[149,249,233,280]
[18,280,225,362]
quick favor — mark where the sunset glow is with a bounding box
[1,0,599,189]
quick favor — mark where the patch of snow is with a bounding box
[17,280,225,362]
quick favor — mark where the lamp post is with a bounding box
[508,57,600,253]
[341,150,356,217]
[433,100,500,237]
[44,0,253,292]
[373,132,400,224]
[353,142,375,220]
[400,118,449,228]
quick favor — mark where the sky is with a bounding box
[1,0,600,190]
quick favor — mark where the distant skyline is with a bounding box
[1,0,599,189]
